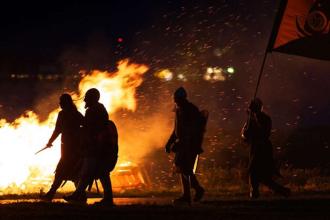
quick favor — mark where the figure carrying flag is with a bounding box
[241,98,291,199]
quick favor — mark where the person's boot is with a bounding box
[249,189,260,199]
[173,196,191,205]
[266,180,291,198]
[94,197,115,206]
[95,175,115,206]
[250,176,260,199]
[190,175,205,202]
[194,187,205,202]
[94,191,115,206]
[173,174,191,205]
[63,191,87,204]
[40,191,55,202]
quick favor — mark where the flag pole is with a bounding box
[247,51,268,130]
[253,0,287,98]
[247,0,287,129]
[253,51,268,98]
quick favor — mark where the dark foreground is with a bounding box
[0,196,329,220]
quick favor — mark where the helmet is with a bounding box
[84,88,100,103]
[249,98,263,112]
[174,87,187,99]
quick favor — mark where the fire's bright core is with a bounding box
[0,59,149,194]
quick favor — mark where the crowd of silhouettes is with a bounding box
[41,87,290,206]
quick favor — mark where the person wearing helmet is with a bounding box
[41,93,84,201]
[165,87,206,205]
[241,98,290,199]
[65,88,117,205]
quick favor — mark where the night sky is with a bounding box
[0,1,159,72]
[1,0,330,167]
[0,1,276,73]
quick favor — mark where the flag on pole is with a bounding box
[268,0,330,60]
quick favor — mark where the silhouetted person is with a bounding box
[241,98,290,198]
[165,87,206,205]
[64,88,118,205]
[42,93,84,201]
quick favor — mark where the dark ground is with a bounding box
[0,196,329,220]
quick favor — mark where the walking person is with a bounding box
[165,87,207,205]
[241,98,291,198]
[64,88,118,205]
[41,93,84,201]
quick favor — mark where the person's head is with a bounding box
[174,87,187,106]
[249,98,263,113]
[59,93,75,110]
[84,88,100,108]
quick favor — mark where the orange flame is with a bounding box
[76,60,148,113]
[0,59,149,194]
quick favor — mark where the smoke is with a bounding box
[107,84,173,164]
[114,110,172,163]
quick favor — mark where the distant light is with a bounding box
[117,37,124,43]
[207,67,213,74]
[204,67,226,82]
[154,69,173,81]
[213,67,222,74]
[177,73,187,81]
[203,74,211,81]
[213,73,225,81]
[227,67,235,74]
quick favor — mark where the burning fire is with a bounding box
[0,59,149,195]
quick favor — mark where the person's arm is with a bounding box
[241,121,248,140]
[241,111,254,142]
[47,113,63,146]
[165,130,176,153]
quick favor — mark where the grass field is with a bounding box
[1,167,330,219]
[0,193,329,220]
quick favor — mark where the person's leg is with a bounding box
[64,158,95,202]
[42,158,65,201]
[182,174,191,199]
[190,174,204,201]
[185,153,204,202]
[46,176,62,196]
[250,172,260,198]
[173,153,191,204]
[98,173,114,204]
[74,175,92,195]
[177,173,191,203]
[41,174,63,201]
[63,180,89,202]
[74,158,94,194]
